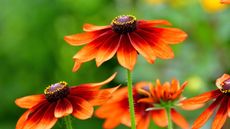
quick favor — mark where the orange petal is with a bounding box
[103,115,122,129]
[15,94,46,109]
[192,96,223,129]
[171,109,189,129]
[23,102,49,129]
[35,103,57,129]
[95,102,121,118]
[64,30,107,46]
[54,98,73,118]
[211,99,228,129]
[138,20,172,27]
[137,115,150,129]
[151,109,168,127]
[16,110,31,129]
[89,86,120,106]
[73,31,112,61]
[70,72,117,93]
[96,34,120,67]
[83,23,111,32]
[171,81,188,99]
[72,59,82,72]
[128,32,156,63]
[170,79,180,93]
[69,96,94,120]
[137,29,174,59]
[181,90,221,105]
[117,35,137,71]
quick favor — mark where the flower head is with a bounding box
[64,15,187,72]
[15,73,117,129]
[181,73,230,129]
[96,79,189,129]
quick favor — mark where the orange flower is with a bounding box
[96,80,189,129]
[64,15,187,72]
[15,73,117,129]
[181,74,230,129]
[221,0,230,4]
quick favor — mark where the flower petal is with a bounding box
[69,96,94,120]
[192,96,223,129]
[181,90,221,106]
[89,86,120,106]
[137,114,150,129]
[15,94,46,109]
[128,32,156,63]
[171,109,189,129]
[70,72,117,98]
[221,0,230,4]
[216,73,230,89]
[117,35,137,71]
[144,27,187,44]
[211,98,228,129]
[151,109,168,127]
[16,110,31,129]
[171,81,188,99]
[64,30,108,46]
[83,23,111,32]
[35,103,57,129]
[136,29,174,59]
[103,115,122,129]
[22,102,49,129]
[138,20,172,27]
[96,34,120,67]
[54,98,73,118]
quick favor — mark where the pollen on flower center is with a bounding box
[44,81,69,102]
[112,15,137,34]
[220,78,230,94]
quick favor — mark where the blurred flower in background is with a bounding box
[200,0,227,13]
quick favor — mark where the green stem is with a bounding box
[64,116,73,129]
[126,69,136,129]
[165,106,173,129]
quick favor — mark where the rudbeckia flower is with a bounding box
[15,73,117,129]
[64,15,187,72]
[181,74,230,129]
[221,0,230,4]
[96,79,189,129]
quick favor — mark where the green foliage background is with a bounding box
[0,0,229,129]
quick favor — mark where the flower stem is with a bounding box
[165,105,173,129]
[126,69,136,129]
[64,116,73,129]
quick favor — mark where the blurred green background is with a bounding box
[0,0,229,129]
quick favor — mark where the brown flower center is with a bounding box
[220,78,230,94]
[44,81,69,102]
[112,15,137,34]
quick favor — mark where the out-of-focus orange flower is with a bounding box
[221,0,230,4]
[181,74,230,129]
[15,73,117,129]
[64,15,187,72]
[201,0,227,12]
[96,80,189,129]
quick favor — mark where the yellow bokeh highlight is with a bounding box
[200,0,227,12]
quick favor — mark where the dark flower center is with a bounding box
[220,78,230,94]
[44,81,69,102]
[112,15,137,34]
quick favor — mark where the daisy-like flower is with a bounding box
[64,15,187,72]
[221,0,230,4]
[96,79,189,129]
[181,74,230,129]
[15,73,117,129]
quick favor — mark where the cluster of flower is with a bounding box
[15,1,230,129]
